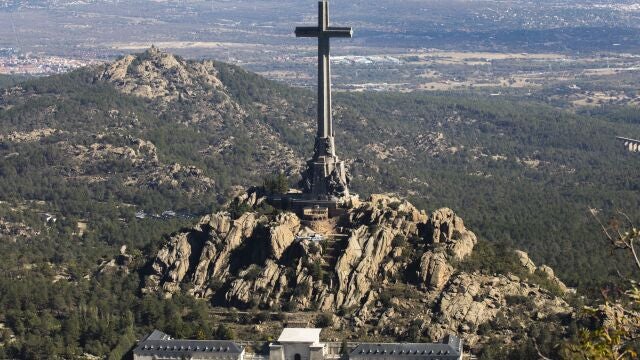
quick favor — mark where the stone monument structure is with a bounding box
[296,0,351,199]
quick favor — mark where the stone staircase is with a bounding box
[321,236,347,276]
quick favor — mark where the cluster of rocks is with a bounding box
[61,134,216,195]
[143,190,573,350]
[0,127,62,143]
[0,219,41,242]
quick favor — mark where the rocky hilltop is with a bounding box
[99,45,244,125]
[143,190,572,349]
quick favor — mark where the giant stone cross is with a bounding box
[296,0,351,199]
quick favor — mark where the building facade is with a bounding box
[133,328,462,360]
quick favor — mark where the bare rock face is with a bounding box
[335,225,395,308]
[430,208,465,243]
[428,208,477,261]
[101,46,220,101]
[145,232,193,294]
[143,192,480,307]
[269,213,301,259]
[418,250,453,290]
[144,211,259,297]
[226,260,289,308]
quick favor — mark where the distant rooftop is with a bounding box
[145,329,172,341]
[133,330,243,358]
[350,335,462,360]
[277,328,322,343]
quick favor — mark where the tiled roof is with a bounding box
[133,330,243,357]
[349,336,461,360]
[145,329,172,341]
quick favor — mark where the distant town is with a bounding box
[0,48,101,75]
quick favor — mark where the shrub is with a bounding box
[505,294,530,306]
[216,324,235,340]
[271,312,286,321]
[379,291,393,307]
[244,265,263,281]
[392,235,407,248]
[283,301,297,312]
[315,313,333,328]
[229,201,251,219]
[255,311,270,324]
[294,282,310,296]
[308,262,324,281]
[263,173,289,195]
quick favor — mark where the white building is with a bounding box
[270,328,324,360]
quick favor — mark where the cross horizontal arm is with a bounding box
[295,26,353,38]
[295,27,321,37]
[326,27,353,37]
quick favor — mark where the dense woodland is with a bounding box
[0,55,639,358]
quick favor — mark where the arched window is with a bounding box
[294,354,301,360]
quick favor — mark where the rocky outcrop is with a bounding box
[0,219,41,242]
[430,272,572,346]
[143,192,478,307]
[538,265,570,294]
[335,225,395,308]
[142,190,572,353]
[515,250,537,274]
[514,250,570,294]
[429,208,477,260]
[269,213,301,259]
[0,128,63,143]
[100,46,246,126]
[225,260,289,308]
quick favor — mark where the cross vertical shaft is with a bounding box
[295,0,352,198]
[296,0,352,147]
[318,0,331,139]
